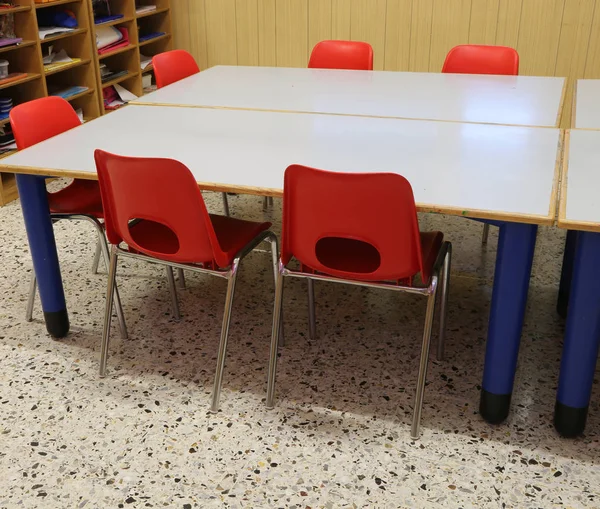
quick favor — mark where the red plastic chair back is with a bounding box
[10,96,81,150]
[282,165,428,282]
[442,44,519,75]
[94,150,229,267]
[308,40,374,71]
[152,50,200,89]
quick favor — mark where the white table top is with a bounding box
[573,80,600,130]
[560,130,600,231]
[133,65,566,128]
[0,105,561,224]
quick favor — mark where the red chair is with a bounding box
[442,44,519,75]
[265,165,452,439]
[308,40,374,71]
[10,97,126,337]
[152,49,231,219]
[442,44,518,245]
[94,150,277,412]
[152,49,200,88]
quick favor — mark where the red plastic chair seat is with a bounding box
[209,214,271,263]
[419,231,444,282]
[299,231,443,285]
[126,214,271,267]
[152,49,200,89]
[47,180,104,217]
[308,40,374,71]
[442,44,519,75]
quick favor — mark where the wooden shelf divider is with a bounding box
[0,0,101,205]
[0,0,173,205]
[89,0,173,114]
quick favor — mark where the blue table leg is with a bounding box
[479,221,538,423]
[16,174,69,338]
[555,231,600,437]
[557,230,578,319]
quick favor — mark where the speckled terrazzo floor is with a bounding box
[0,181,599,509]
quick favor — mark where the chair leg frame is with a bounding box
[482,223,490,245]
[176,268,186,289]
[91,238,103,274]
[26,214,128,340]
[99,231,280,415]
[165,266,181,320]
[436,244,452,361]
[266,241,452,439]
[222,192,230,217]
[307,278,316,340]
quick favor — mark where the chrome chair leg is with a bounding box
[266,269,285,409]
[307,278,316,339]
[411,278,438,440]
[177,268,186,289]
[99,246,118,377]
[210,260,240,412]
[222,192,230,217]
[268,237,284,346]
[96,226,128,340]
[482,224,490,245]
[91,238,102,274]
[437,245,452,361]
[166,266,181,320]
[25,273,36,322]
[262,196,269,211]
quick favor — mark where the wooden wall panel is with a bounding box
[516,0,566,76]
[331,0,352,40]
[350,0,387,70]
[172,0,600,127]
[204,0,237,67]
[187,0,208,69]
[409,0,434,71]
[257,0,277,66]
[276,0,309,67]
[236,0,259,66]
[171,0,192,54]
[469,0,500,44]
[429,0,472,71]
[584,1,600,78]
[384,0,412,71]
[308,0,332,54]
[496,0,523,48]
[556,0,595,126]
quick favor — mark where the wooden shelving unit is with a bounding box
[89,0,172,114]
[0,0,172,204]
[0,0,101,205]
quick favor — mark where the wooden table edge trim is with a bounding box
[548,130,565,222]
[556,130,600,231]
[0,163,556,225]
[558,130,570,228]
[557,77,568,128]
[129,102,560,129]
[571,80,578,129]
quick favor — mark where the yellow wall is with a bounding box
[172,0,600,127]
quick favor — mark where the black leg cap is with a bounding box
[44,309,69,338]
[554,401,588,438]
[480,390,511,424]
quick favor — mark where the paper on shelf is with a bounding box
[140,53,152,70]
[39,26,74,40]
[114,83,138,102]
[136,5,157,13]
[96,25,123,49]
[43,49,73,65]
